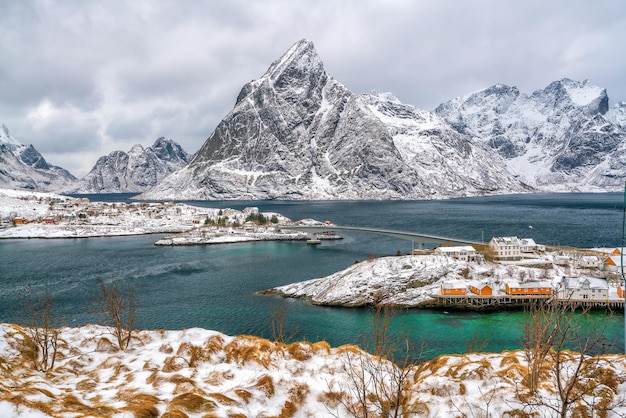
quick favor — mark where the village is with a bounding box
[427,237,625,309]
[2,189,625,311]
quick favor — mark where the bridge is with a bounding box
[280,224,483,249]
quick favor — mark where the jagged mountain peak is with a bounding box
[531,78,608,115]
[63,137,191,193]
[235,39,327,106]
[0,124,20,147]
[139,40,529,201]
[0,124,76,191]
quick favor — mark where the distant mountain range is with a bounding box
[0,124,76,191]
[140,39,626,200]
[3,39,625,198]
[62,137,191,193]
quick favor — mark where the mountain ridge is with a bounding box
[139,39,535,200]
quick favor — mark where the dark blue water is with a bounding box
[2,193,625,358]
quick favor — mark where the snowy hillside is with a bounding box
[1,323,625,417]
[0,124,76,192]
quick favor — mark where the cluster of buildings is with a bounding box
[432,236,624,306]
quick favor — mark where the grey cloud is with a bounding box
[1,0,625,178]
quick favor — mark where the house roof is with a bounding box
[436,245,476,253]
[506,280,552,289]
[441,281,468,289]
[562,277,609,290]
[490,236,521,246]
[591,247,623,256]
[519,238,537,246]
[604,255,624,267]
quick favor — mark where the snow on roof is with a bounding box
[506,280,552,289]
[436,245,476,253]
[490,236,520,245]
[563,277,609,290]
[519,238,537,246]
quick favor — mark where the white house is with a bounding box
[519,238,539,253]
[603,255,624,273]
[559,277,609,301]
[434,245,477,262]
[488,236,521,260]
[576,255,602,269]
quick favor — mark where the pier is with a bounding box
[425,293,624,311]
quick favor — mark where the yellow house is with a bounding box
[505,281,552,296]
[441,281,467,295]
[469,282,493,296]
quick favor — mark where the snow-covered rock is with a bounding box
[63,137,191,193]
[139,39,530,200]
[435,79,626,191]
[0,124,76,191]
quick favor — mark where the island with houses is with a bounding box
[2,188,624,312]
[266,237,625,311]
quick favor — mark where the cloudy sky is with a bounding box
[1,0,625,177]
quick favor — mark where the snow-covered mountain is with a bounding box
[435,79,626,191]
[0,124,76,191]
[139,40,530,200]
[64,137,191,193]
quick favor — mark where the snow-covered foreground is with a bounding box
[1,324,626,417]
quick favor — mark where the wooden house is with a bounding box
[469,282,493,296]
[559,277,609,300]
[488,236,521,260]
[577,255,602,269]
[440,281,468,295]
[603,256,623,273]
[434,245,477,262]
[504,281,553,296]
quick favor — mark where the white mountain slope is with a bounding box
[0,124,76,192]
[63,137,191,193]
[139,39,530,200]
[435,79,626,191]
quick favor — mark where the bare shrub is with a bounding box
[17,286,62,373]
[93,278,136,351]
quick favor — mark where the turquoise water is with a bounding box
[1,193,624,357]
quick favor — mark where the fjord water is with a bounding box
[0,193,624,357]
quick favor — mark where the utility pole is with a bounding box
[621,181,625,353]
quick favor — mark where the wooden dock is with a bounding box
[426,293,625,311]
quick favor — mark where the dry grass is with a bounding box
[311,340,331,355]
[234,389,253,403]
[287,342,313,361]
[205,334,226,353]
[207,392,238,406]
[318,390,344,409]
[162,355,186,372]
[96,337,119,353]
[224,335,276,367]
[254,374,275,397]
[278,400,298,417]
[167,392,217,414]
[414,354,451,378]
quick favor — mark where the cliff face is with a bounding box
[140,40,529,200]
[0,124,76,192]
[435,79,626,191]
[64,137,191,193]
